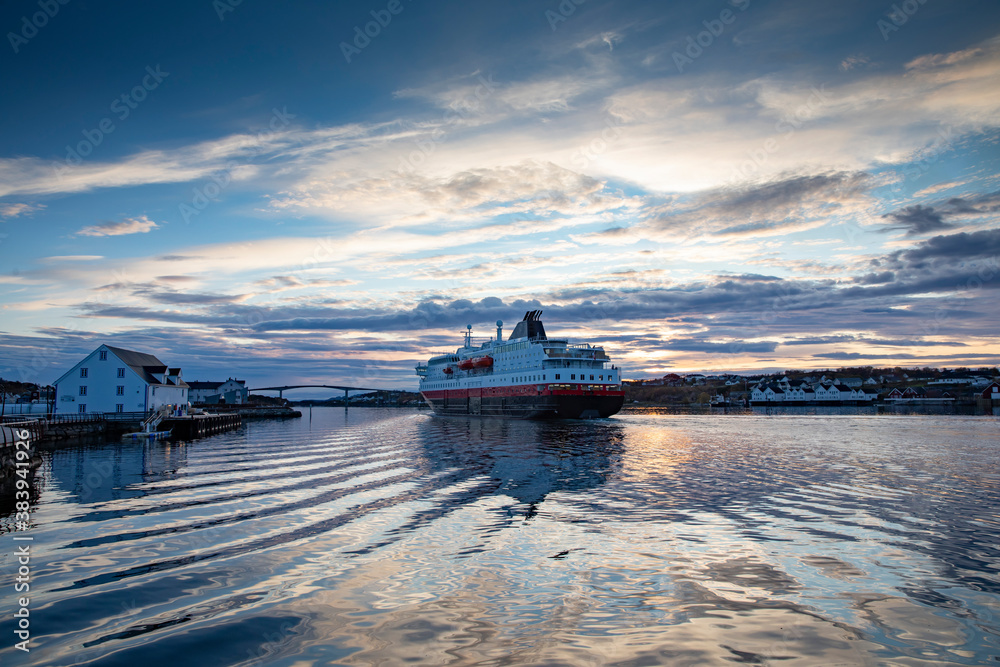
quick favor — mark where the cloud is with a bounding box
[613,171,876,243]
[839,55,870,71]
[879,191,1000,236]
[814,352,919,360]
[77,215,160,237]
[661,339,780,354]
[886,228,1000,267]
[854,271,895,284]
[41,255,105,262]
[0,203,44,219]
[881,205,952,235]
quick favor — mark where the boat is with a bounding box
[121,429,172,442]
[415,310,625,419]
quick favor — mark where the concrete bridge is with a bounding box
[248,384,394,404]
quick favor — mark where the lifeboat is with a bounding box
[472,356,493,368]
[443,367,454,375]
[457,359,475,370]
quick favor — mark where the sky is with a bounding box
[1,0,999,394]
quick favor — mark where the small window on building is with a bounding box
[78,404,86,413]
[80,368,88,378]
[555,374,560,380]
[116,386,124,396]
[590,375,595,380]
[116,404,124,413]
[117,368,125,378]
[99,350,108,361]
[79,386,87,396]
[571,374,576,380]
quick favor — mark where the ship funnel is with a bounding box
[508,311,547,341]
[496,320,503,341]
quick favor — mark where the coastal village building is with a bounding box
[53,345,188,414]
[751,381,877,404]
[188,379,249,405]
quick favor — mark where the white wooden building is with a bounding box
[188,378,248,405]
[53,345,188,414]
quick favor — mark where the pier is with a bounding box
[159,412,241,439]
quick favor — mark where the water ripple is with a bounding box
[1,409,997,665]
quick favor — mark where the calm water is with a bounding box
[2,408,999,666]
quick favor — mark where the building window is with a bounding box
[117,368,125,378]
[80,368,88,378]
[571,374,576,380]
[116,386,124,396]
[555,374,560,380]
[78,404,86,413]
[79,386,87,396]
[99,350,108,361]
[116,404,124,413]
[590,375,595,380]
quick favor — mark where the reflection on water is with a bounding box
[0,408,998,665]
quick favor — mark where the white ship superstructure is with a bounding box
[416,311,624,419]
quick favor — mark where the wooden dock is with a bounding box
[159,412,241,439]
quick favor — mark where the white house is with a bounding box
[188,378,248,404]
[750,384,786,403]
[832,384,855,401]
[53,345,188,414]
[784,380,813,401]
[813,383,838,401]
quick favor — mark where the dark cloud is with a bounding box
[881,190,1000,236]
[881,205,951,235]
[143,290,247,305]
[783,336,965,347]
[854,271,894,284]
[645,171,872,237]
[662,339,780,354]
[155,255,198,262]
[815,352,920,360]
[719,273,783,282]
[890,228,1000,266]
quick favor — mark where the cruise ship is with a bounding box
[415,311,625,419]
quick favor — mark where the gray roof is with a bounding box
[187,381,224,390]
[106,345,187,387]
